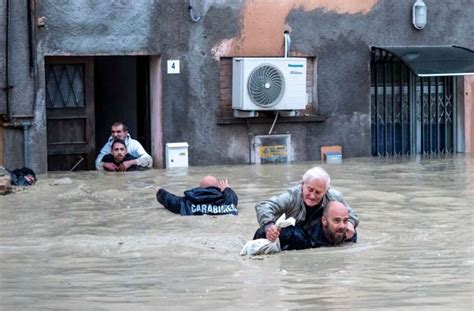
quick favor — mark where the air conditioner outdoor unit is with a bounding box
[232,57,307,116]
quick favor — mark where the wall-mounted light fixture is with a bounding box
[412,0,427,30]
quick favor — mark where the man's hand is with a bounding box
[265,224,281,242]
[118,159,136,172]
[346,222,356,239]
[103,162,118,171]
[218,179,229,191]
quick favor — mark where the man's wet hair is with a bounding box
[112,122,128,132]
[111,138,127,149]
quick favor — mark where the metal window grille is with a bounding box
[46,64,85,108]
[370,48,457,156]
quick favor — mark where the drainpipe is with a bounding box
[4,0,12,120]
[21,122,31,167]
[27,0,36,77]
[27,0,38,113]
[3,117,33,168]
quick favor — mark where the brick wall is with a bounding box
[219,58,233,117]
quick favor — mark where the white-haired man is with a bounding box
[253,166,358,249]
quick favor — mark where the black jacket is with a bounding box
[278,220,357,251]
[9,167,36,186]
[102,154,138,171]
[156,187,238,216]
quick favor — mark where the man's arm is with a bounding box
[221,187,239,215]
[156,188,184,214]
[222,188,238,207]
[95,141,112,170]
[340,198,358,229]
[255,188,298,229]
[343,200,357,239]
[127,140,153,168]
[219,179,238,207]
[100,154,119,171]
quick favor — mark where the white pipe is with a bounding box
[284,33,291,58]
[268,111,279,135]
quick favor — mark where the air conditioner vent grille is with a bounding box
[247,64,285,108]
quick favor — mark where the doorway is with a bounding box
[45,56,151,171]
[94,56,150,154]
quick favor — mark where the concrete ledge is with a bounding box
[217,114,327,125]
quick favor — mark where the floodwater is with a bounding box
[0,155,473,310]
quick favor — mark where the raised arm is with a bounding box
[222,187,239,213]
[255,187,298,228]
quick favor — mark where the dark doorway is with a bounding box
[94,56,151,158]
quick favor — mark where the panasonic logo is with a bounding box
[288,64,304,68]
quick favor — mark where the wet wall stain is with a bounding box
[212,0,378,58]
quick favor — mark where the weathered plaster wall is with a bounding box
[212,0,377,57]
[201,0,474,164]
[1,0,474,172]
[36,0,157,55]
[0,0,39,170]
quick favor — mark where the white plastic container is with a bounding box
[165,142,189,168]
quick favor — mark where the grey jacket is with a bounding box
[255,184,359,229]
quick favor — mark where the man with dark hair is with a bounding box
[155,176,238,216]
[95,122,152,171]
[100,139,139,172]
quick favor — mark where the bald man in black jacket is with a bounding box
[155,176,238,216]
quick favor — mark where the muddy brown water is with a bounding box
[1,156,473,310]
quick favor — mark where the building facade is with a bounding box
[1,0,473,173]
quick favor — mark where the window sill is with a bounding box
[217,114,327,125]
